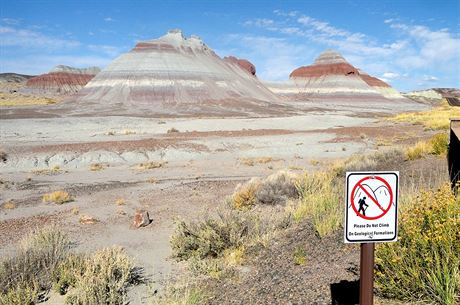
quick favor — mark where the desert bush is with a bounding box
[171,211,258,260]
[231,178,260,210]
[52,254,87,295]
[376,184,460,304]
[293,171,342,237]
[332,148,405,177]
[64,246,134,305]
[0,282,38,305]
[136,161,165,170]
[2,200,16,209]
[90,163,107,171]
[42,190,72,204]
[406,133,449,160]
[0,227,71,301]
[429,132,449,155]
[151,282,207,305]
[255,171,299,205]
[32,165,62,175]
[167,127,179,133]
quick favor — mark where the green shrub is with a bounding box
[65,246,134,305]
[376,184,460,304]
[0,282,38,305]
[52,254,87,295]
[171,211,255,260]
[0,227,71,297]
[429,133,448,155]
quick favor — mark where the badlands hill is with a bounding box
[25,65,100,94]
[404,88,460,106]
[266,50,406,101]
[72,30,292,117]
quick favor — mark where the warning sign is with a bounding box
[344,171,399,243]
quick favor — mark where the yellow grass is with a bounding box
[0,92,57,106]
[136,161,165,170]
[89,163,107,171]
[391,101,460,130]
[42,191,72,204]
[115,198,126,206]
[32,165,62,175]
[405,133,449,160]
[239,157,274,166]
[2,200,16,209]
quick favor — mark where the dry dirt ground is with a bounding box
[0,99,433,304]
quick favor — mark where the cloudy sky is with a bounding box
[1,0,459,91]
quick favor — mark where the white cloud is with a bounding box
[104,17,114,22]
[2,18,20,25]
[0,26,80,49]
[382,72,400,79]
[423,75,439,82]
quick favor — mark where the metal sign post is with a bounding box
[360,243,374,305]
[344,171,399,305]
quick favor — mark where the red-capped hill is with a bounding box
[359,71,390,88]
[26,65,100,94]
[224,56,256,76]
[290,50,359,78]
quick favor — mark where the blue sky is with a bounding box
[1,0,459,91]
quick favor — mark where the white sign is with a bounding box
[344,171,399,243]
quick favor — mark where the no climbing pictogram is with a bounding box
[344,172,399,243]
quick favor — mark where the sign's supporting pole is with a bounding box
[360,243,374,305]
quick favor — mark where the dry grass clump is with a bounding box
[391,100,460,130]
[42,190,73,204]
[231,179,260,210]
[376,184,460,304]
[151,282,207,305]
[171,211,256,261]
[115,198,126,206]
[2,200,16,209]
[136,161,165,170]
[0,227,71,304]
[255,171,298,205]
[146,177,158,184]
[79,215,99,224]
[0,227,137,304]
[293,171,342,237]
[293,245,307,266]
[406,133,448,160]
[90,163,108,171]
[32,165,62,175]
[167,127,180,133]
[63,247,134,305]
[239,157,274,166]
[230,171,299,209]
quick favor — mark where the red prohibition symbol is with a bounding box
[350,176,393,220]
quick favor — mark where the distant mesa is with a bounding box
[223,56,256,76]
[73,29,291,117]
[26,65,101,94]
[0,73,34,84]
[267,49,406,100]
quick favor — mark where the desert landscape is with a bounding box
[1,2,460,304]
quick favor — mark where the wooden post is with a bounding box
[360,243,374,305]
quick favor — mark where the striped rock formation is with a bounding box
[266,50,405,101]
[223,56,256,76]
[73,30,290,117]
[26,65,100,94]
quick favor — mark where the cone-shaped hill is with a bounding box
[72,30,292,117]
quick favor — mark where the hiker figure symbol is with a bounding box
[357,197,368,216]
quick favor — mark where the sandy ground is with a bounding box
[0,99,429,304]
